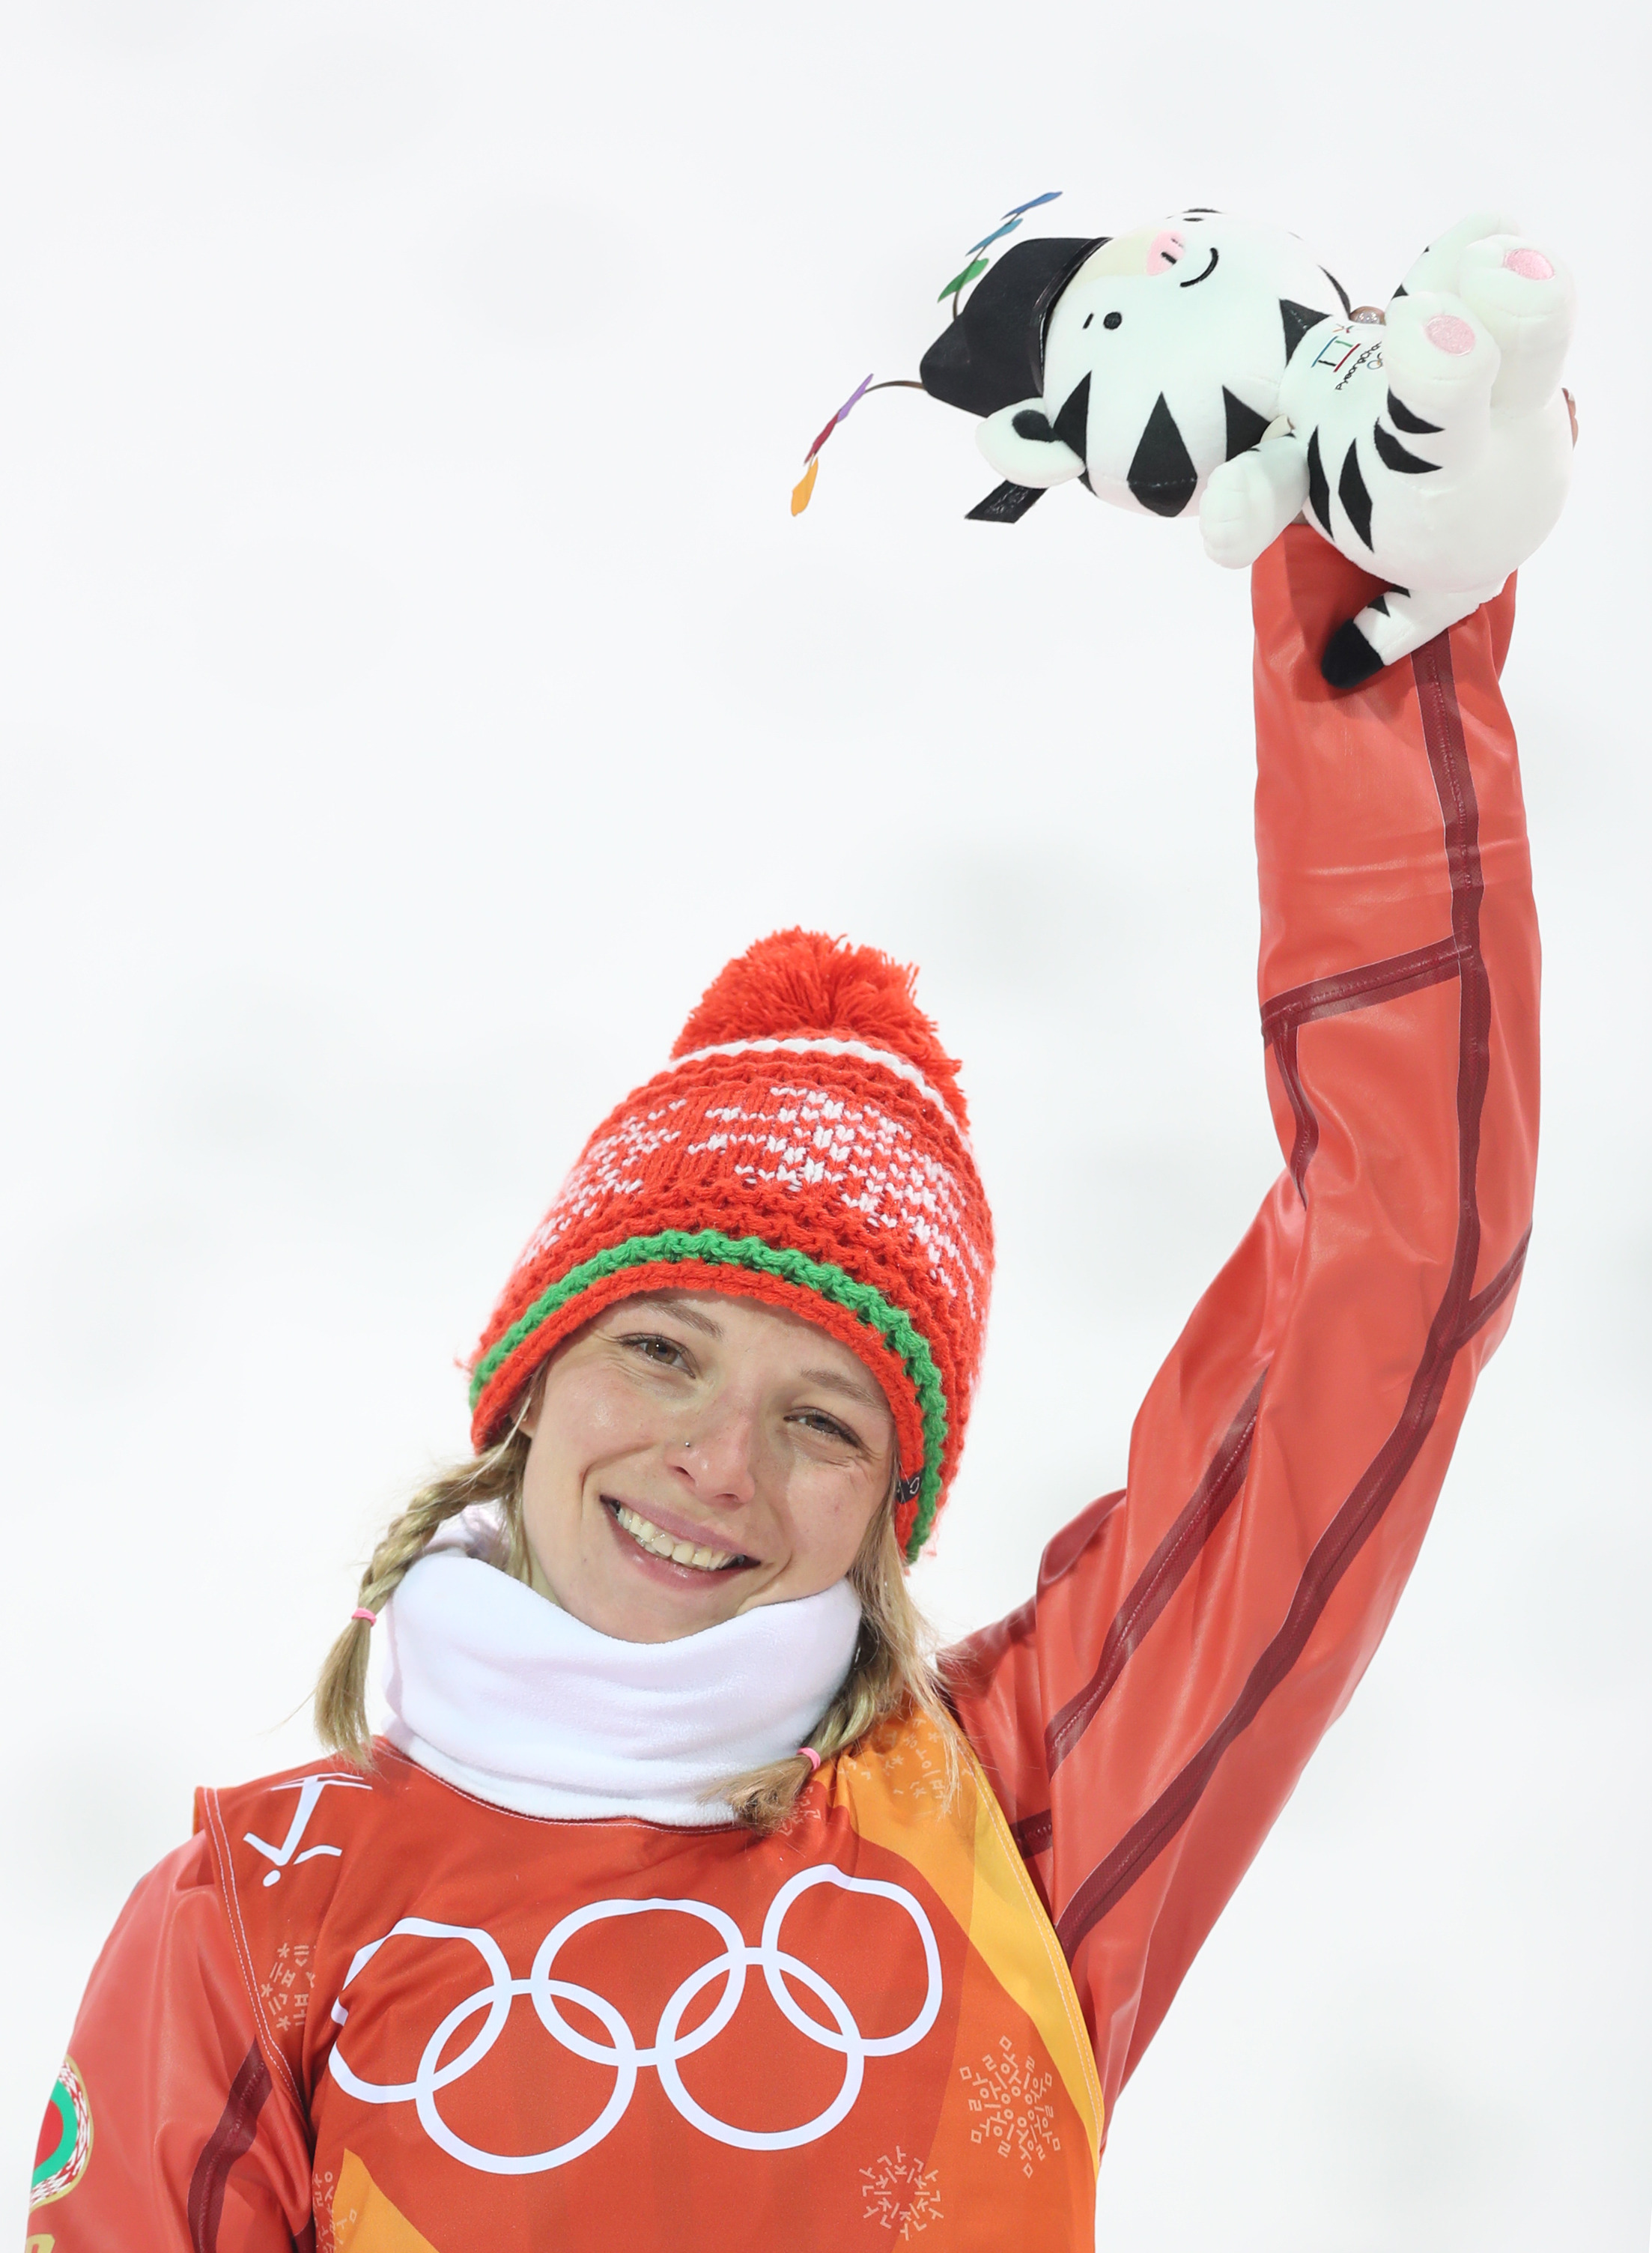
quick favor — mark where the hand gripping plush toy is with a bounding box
[817,204,1575,687]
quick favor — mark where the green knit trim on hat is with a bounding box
[470,1228,949,1560]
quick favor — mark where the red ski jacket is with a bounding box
[27,533,1538,2252]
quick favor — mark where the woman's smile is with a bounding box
[517,1288,897,1643]
[602,1496,762,1575]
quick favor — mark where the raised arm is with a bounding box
[949,526,1537,2120]
[28,1835,312,2251]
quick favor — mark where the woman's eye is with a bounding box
[623,1334,687,1368]
[795,1411,858,1446]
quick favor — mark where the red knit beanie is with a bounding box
[468,931,993,1561]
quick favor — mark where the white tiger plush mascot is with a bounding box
[1200,212,1574,683]
[922,210,1349,521]
[922,208,1574,686]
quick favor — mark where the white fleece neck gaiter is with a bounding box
[380,1505,863,1826]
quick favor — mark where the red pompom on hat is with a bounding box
[468,931,993,1561]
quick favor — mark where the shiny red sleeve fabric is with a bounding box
[34,1833,314,2251]
[949,527,1538,2123]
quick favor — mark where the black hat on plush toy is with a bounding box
[792,197,1367,533]
[786,193,1099,520]
[919,236,1102,417]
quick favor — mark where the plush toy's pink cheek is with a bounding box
[1424,313,1478,355]
[1147,229,1185,276]
[1503,246,1555,280]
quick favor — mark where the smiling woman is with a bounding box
[305,926,991,1855]
[521,1291,898,1635]
[312,1276,954,1834]
[40,542,1541,2253]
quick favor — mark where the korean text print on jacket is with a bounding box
[34,531,1537,2252]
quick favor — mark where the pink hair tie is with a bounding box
[350,1607,378,1626]
[798,1747,822,1774]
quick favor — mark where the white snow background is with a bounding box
[4,2,1647,2247]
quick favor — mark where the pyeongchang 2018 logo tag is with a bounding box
[326,1867,942,2173]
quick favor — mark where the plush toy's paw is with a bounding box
[1200,447,1302,569]
[1454,235,1576,414]
[977,398,1086,490]
[1396,210,1521,299]
[1382,290,1500,449]
[1455,235,1570,337]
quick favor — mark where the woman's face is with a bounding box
[518,1290,896,1643]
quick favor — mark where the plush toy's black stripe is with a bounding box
[1322,267,1353,316]
[1369,592,1390,616]
[1127,394,1197,517]
[1386,386,1442,435]
[1306,428,1332,534]
[1222,387,1272,460]
[1281,298,1330,360]
[1338,440,1374,548]
[1321,618,1385,690]
[1052,373,1091,462]
[1373,421,1441,475]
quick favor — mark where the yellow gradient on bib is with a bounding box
[832,1709,1104,2164]
[333,2150,442,2253]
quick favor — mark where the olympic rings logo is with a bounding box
[327,1867,942,2174]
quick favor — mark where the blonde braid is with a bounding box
[313,1428,532,1765]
